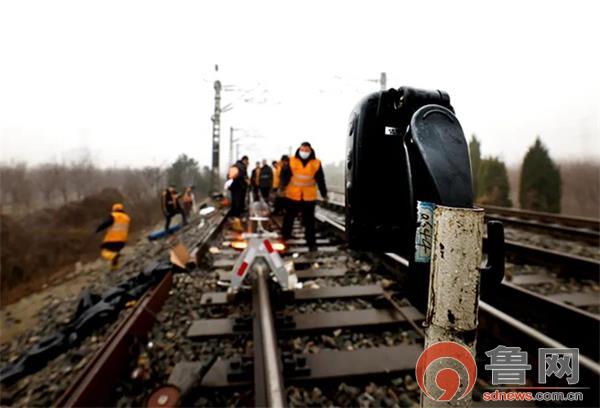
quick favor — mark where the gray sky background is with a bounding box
[1,0,599,172]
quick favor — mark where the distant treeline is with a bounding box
[322,137,599,218]
[0,154,213,215]
[2,147,598,218]
[469,135,599,217]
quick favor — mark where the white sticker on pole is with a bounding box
[415,201,435,263]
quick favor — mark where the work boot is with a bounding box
[231,217,243,232]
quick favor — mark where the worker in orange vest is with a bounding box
[280,142,328,251]
[272,160,281,190]
[272,155,289,215]
[96,203,131,269]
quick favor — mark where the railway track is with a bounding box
[314,205,600,405]
[104,215,428,406]
[3,199,599,406]
[483,204,600,243]
[328,189,600,246]
[317,200,599,353]
[318,203,600,352]
[320,198,599,311]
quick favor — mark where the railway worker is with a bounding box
[96,203,131,270]
[181,186,196,217]
[250,161,261,201]
[161,185,187,232]
[281,143,328,251]
[272,160,280,189]
[226,155,249,218]
[258,159,274,202]
[272,155,289,215]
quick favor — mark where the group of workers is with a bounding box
[227,141,328,251]
[95,185,197,270]
[160,185,197,230]
[95,141,327,271]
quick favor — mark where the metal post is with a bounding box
[421,205,484,408]
[210,79,222,193]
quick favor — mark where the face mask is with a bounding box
[299,151,310,159]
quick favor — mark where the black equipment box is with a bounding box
[345,87,472,256]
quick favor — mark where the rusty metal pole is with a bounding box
[421,205,484,408]
[210,79,222,193]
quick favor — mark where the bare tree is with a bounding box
[122,170,147,203]
[0,162,32,213]
[140,166,166,197]
[69,152,96,200]
[55,163,71,204]
[32,163,65,206]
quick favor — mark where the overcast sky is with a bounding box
[1,0,598,172]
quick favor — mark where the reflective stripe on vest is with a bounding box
[285,157,320,201]
[104,211,130,243]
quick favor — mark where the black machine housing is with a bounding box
[345,86,473,258]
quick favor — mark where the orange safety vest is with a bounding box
[286,157,321,201]
[103,211,130,243]
[273,163,281,188]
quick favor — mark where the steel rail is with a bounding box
[253,263,286,407]
[56,271,174,407]
[500,239,599,281]
[319,199,599,281]
[326,188,599,233]
[484,213,599,244]
[482,204,600,232]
